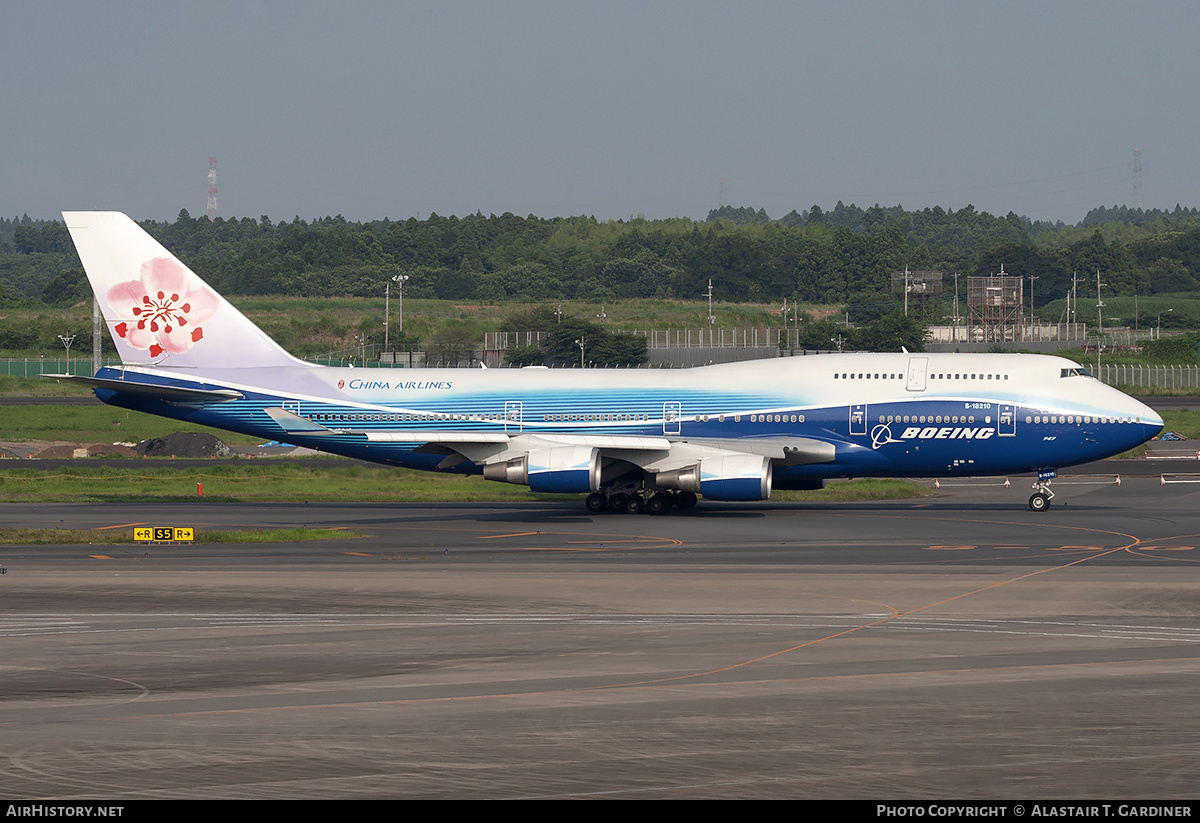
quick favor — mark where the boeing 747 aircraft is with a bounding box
[57,211,1162,513]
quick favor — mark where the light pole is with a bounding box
[575,337,585,368]
[391,274,409,341]
[782,298,795,354]
[57,334,75,372]
[1158,308,1174,339]
[595,305,606,328]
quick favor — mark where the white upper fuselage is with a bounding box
[96,351,1162,481]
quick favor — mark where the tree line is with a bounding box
[5,203,1200,322]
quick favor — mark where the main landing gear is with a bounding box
[585,490,698,515]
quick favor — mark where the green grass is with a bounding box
[1156,409,1200,438]
[0,526,363,545]
[0,375,95,396]
[1042,293,1200,333]
[0,465,934,505]
[0,464,574,503]
[774,478,935,502]
[0,402,263,446]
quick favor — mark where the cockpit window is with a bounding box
[1060,367,1093,378]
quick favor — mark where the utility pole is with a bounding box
[92,296,101,373]
[793,297,800,352]
[1095,270,1106,375]
[953,273,962,342]
[781,298,788,352]
[705,279,715,347]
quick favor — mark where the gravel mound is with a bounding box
[137,432,233,458]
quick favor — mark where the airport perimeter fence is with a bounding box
[486,328,804,350]
[1096,364,1200,390]
[0,358,100,377]
[1,355,419,376]
[7,358,1200,388]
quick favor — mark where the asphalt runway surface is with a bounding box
[2,477,1200,799]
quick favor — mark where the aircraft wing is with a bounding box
[264,406,834,473]
[675,437,836,466]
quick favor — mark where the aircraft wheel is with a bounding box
[646,493,671,515]
[585,493,608,513]
[674,492,698,510]
[1029,492,1051,513]
[607,493,628,512]
[625,495,645,515]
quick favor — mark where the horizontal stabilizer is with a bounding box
[43,373,243,402]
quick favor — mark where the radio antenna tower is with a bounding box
[206,157,219,219]
[1132,149,1143,211]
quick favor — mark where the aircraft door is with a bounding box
[906,357,928,392]
[504,400,523,432]
[849,404,867,436]
[998,403,1016,436]
[282,400,300,415]
[663,401,682,435]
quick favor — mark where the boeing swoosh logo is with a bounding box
[871,423,903,450]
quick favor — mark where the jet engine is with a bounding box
[655,454,773,501]
[483,445,601,493]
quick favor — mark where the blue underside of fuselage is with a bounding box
[94,377,1160,485]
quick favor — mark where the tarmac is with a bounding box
[2,474,1200,798]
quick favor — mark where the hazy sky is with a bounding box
[3,1,1197,225]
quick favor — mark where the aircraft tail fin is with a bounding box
[63,211,304,370]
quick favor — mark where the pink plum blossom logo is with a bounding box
[106,258,219,359]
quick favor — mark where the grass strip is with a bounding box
[0,464,571,502]
[0,464,931,504]
[773,478,936,502]
[0,527,364,545]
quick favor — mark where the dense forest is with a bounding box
[5,202,1200,325]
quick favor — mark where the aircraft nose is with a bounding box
[1140,401,1164,440]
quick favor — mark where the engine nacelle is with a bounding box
[483,446,601,494]
[655,454,773,501]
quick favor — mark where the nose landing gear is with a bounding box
[1029,472,1056,512]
